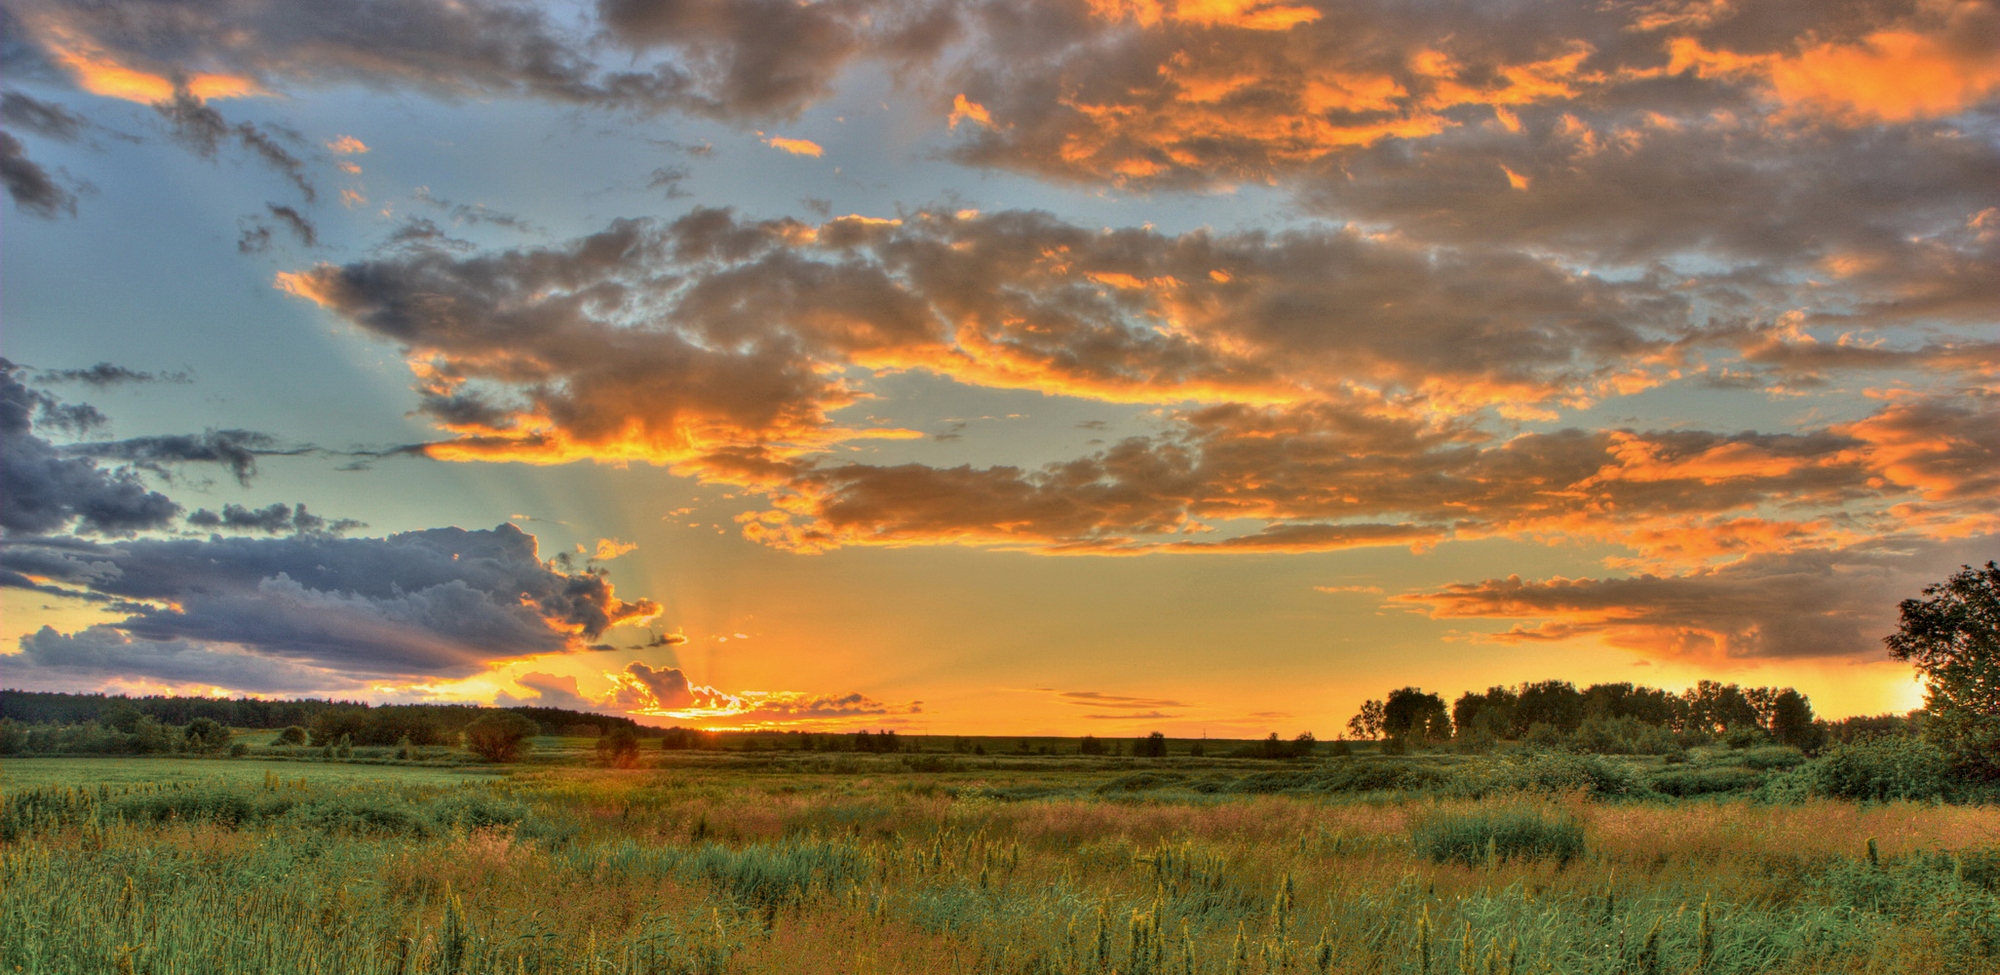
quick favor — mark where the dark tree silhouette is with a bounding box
[464,711,538,762]
[1887,562,2000,781]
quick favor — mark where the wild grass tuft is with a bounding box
[1410,806,1586,867]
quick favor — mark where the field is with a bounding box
[4,745,1999,975]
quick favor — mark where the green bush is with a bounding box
[1773,736,1950,801]
[1649,766,1763,797]
[1455,751,1646,798]
[1410,807,1584,867]
[1567,715,1678,756]
[184,718,232,753]
[1728,746,1807,771]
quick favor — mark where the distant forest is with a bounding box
[1344,679,1916,756]
[0,689,651,747]
[2,682,1919,759]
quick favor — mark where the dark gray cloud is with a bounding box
[412,187,532,232]
[6,0,934,122]
[186,502,359,535]
[1,89,87,140]
[35,362,194,387]
[1,130,77,217]
[66,430,306,486]
[5,523,661,684]
[153,89,316,202]
[266,203,318,247]
[597,0,874,118]
[11,625,353,694]
[0,361,180,536]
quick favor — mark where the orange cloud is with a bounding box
[1398,537,1997,661]
[1668,25,2000,122]
[326,135,368,154]
[585,662,920,729]
[40,31,262,104]
[765,135,825,157]
[949,93,993,129]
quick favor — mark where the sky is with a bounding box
[2,0,1996,735]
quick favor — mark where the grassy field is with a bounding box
[4,750,1997,974]
[0,755,504,789]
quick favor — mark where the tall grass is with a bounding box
[1409,806,1584,867]
[3,765,1997,973]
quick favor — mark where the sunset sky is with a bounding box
[4,0,1996,734]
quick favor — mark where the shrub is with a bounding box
[274,725,308,746]
[1567,715,1677,756]
[1458,751,1645,798]
[184,718,231,753]
[1411,808,1584,867]
[1649,766,1762,797]
[1722,726,1767,750]
[464,711,538,762]
[1729,745,1807,770]
[1777,736,1950,801]
[596,726,641,768]
[1523,723,1565,749]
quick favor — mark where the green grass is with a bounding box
[3,749,1997,973]
[0,755,502,789]
[1410,806,1586,867]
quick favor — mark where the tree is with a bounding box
[1768,689,1824,753]
[596,726,641,768]
[1134,731,1168,757]
[1886,561,2000,781]
[464,711,538,762]
[1453,687,1517,739]
[1346,699,1386,740]
[184,717,231,753]
[1382,688,1450,744]
[1678,680,1760,737]
[274,725,308,746]
[1514,681,1584,735]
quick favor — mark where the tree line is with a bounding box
[1344,562,2000,786]
[0,692,654,757]
[1344,678,1833,753]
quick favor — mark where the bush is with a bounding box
[274,726,308,746]
[1411,808,1584,867]
[1649,766,1762,797]
[1567,715,1678,756]
[1523,723,1565,749]
[596,726,641,768]
[1729,745,1807,770]
[1776,736,1951,801]
[184,718,231,753]
[464,711,538,763]
[1722,726,1767,749]
[1456,751,1646,798]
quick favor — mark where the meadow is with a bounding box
[4,741,1998,975]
